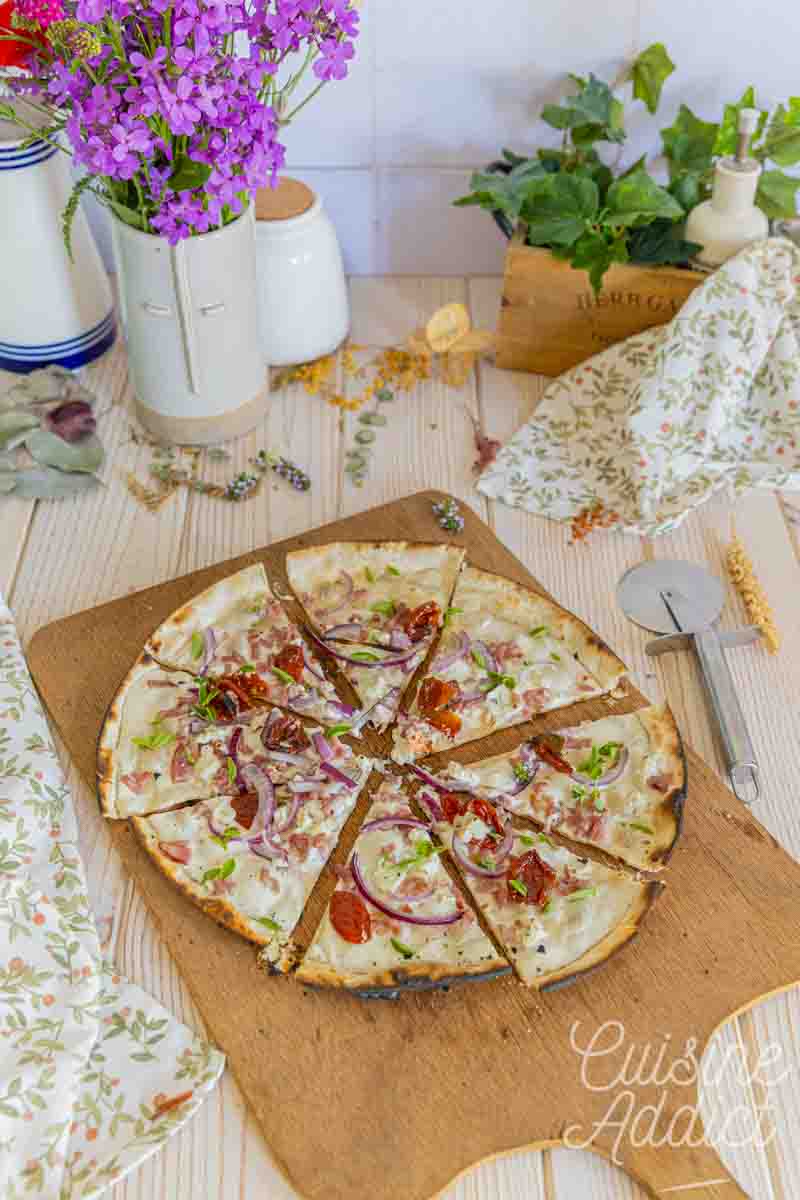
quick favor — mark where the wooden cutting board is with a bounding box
[26,490,800,1200]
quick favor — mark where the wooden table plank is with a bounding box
[4,279,799,1200]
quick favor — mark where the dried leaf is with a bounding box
[7,466,101,499]
[0,411,40,449]
[125,472,175,512]
[425,303,471,353]
[25,429,104,474]
[449,329,496,354]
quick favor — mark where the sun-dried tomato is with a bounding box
[426,709,462,738]
[273,643,305,683]
[262,713,310,752]
[330,891,372,943]
[531,733,574,775]
[441,791,471,823]
[469,796,505,835]
[506,849,557,907]
[400,601,441,643]
[230,791,259,830]
[418,676,460,715]
[214,672,271,713]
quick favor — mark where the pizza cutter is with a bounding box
[617,560,762,806]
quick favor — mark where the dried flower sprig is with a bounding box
[432,497,464,533]
[726,531,780,653]
[345,387,394,487]
[569,500,620,544]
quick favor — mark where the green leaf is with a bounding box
[62,176,95,263]
[454,160,549,222]
[628,43,675,114]
[669,171,707,213]
[191,631,204,660]
[24,429,104,475]
[487,670,516,690]
[132,730,176,750]
[169,156,213,192]
[0,411,40,450]
[364,567,375,583]
[370,600,395,617]
[226,757,237,785]
[714,87,767,157]
[325,722,352,738]
[529,626,549,638]
[202,857,236,884]
[386,564,401,576]
[541,75,625,145]
[522,173,599,247]
[509,878,528,897]
[471,648,487,670]
[5,466,101,500]
[567,887,598,902]
[759,99,800,166]
[390,937,415,960]
[349,650,381,663]
[566,228,629,294]
[443,606,463,627]
[757,169,799,219]
[605,168,684,227]
[625,821,655,835]
[627,219,702,266]
[257,916,281,932]
[271,665,296,685]
[108,199,146,231]
[661,104,719,179]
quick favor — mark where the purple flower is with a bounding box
[75,0,110,19]
[45,401,96,443]
[313,37,355,82]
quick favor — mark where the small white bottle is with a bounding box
[685,108,769,269]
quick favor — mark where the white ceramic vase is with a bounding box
[0,111,115,373]
[111,207,267,444]
[255,185,349,365]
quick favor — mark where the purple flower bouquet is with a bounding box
[0,0,360,246]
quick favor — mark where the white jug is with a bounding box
[0,107,115,373]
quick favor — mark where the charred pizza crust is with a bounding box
[296,958,511,993]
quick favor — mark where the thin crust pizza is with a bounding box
[145,563,349,726]
[392,566,626,762]
[412,705,684,871]
[131,733,373,970]
[286,542,465,729]
[416,789,659,988]
[296,778,507,991]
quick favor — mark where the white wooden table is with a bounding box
[2,277,799,1200]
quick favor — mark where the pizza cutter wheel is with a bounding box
[617,560,761,806]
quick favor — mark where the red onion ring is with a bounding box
[351,853,463,926]
[287,779,324,793]
[430,631,470,672]
[572,746,629,790]
[312,731,333,760]
[451,828,509,878]
[319,761,357,789]
[240,763,275,836]
[199,626,218,675]
[306,626,418,671]
[349,687,401,733]
[264,749,308,767]
[410,765,476,794]
[249,833,288,862]
[301,647,327,683]
[360,816,430,834]
[417,790,443,822]
[453,688,489,707]
[314,571,355,617]
[471,640,498,674]
[272,791,301,834]
[227,726,245,792]
[322,622,365,642]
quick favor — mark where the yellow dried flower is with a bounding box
[726,532,780,653]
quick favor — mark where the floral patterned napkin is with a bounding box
[478,238,800,536]
[0,596,225,1199]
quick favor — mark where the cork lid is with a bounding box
[255,178,315,221]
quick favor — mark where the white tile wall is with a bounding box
[85,0,800,275]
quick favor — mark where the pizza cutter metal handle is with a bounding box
[689,627,760,806]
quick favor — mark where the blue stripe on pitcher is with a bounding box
[0,312,116,373]
[0,142,57,170]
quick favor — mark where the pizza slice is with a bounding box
[416,787,659,989]
[392,565,626,761]
[145,563,350,726]
[131,743,373,970]
[97,653,234,818]
[411,705,684,871]
[296,777,507,992]
[286,542,465,730]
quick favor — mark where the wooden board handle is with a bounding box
[617,1135,749,1199]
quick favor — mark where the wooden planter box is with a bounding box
[496,229,706,376]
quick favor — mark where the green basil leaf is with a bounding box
[191,631,204,660]
[257,916,281,932]
[390,937,415,959]
[325,722,351,738]
[370,600,395,617]
[272,666,295,685]
[509,878,528,896]
[568,887,598,902]
[386,564,401,576]
[226,757,237,785]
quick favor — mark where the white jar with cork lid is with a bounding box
[254,178,350,366]
[685,108,769,268]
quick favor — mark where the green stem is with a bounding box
[282,77,327,126]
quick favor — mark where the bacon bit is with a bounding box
[170,739,194,784]
[492,640,523,665]
[569,500,620,544]
[120,771,151,794]
[531,733,574,775]
[563,735,593,749]
[648,772,671,793]
[159,841,191,865]
[157,699,194,720]
[230,791,258,830]
[262,713,309,752]
[288,832,311,862]
[400,601,441,643]
[522,687,550,717]
[146,679,178,689]
[152,1091,193,1118]
[555,868,583,896]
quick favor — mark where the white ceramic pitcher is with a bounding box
[0,109,115,373]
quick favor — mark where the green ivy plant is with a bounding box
[456,47,800,293]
